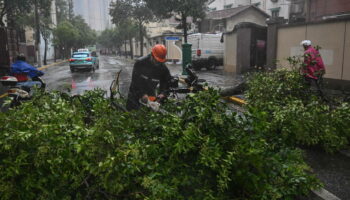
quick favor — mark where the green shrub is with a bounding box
[0,89,320,199]
[245,69,350,152]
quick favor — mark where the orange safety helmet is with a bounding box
[151,44,167,63]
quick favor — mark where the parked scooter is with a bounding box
[0,75,45,108]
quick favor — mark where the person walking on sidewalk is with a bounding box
[126,44,172,111]
[300,40,326,98]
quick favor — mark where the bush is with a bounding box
[0,89,320,199]
[245,69,350,152]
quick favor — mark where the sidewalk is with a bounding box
[36,59,67,71]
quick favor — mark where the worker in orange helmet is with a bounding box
[126,44,172,111]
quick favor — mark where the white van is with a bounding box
[188,33,224,70]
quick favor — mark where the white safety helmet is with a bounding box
[300,40,312,46]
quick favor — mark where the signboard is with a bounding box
[165,36,180,41]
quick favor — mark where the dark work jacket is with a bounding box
[126,54,172,110]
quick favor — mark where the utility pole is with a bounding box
[34,0,42,67]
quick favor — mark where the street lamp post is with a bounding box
[181,15,192,75]
[182,43,192,75]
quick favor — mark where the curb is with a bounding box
[38,60,67,70]
[0,93,8,99]
[226,96,247,105]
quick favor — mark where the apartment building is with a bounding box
[73,0,113,31]
[208,0,291,20]
[289,0,350,23]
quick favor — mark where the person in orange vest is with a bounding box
[126,44,172,111]
[301,40,326,97]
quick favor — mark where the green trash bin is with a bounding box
[182,43,192,75]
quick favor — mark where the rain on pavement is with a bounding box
[42,56,134,97]
[42,55,243,98]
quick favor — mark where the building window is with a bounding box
[224,4,233,9]
[270,7,280,18]
[214,22,225,33]
[253,2,261,7]
[209,7,217,12]
[290,3,304,14]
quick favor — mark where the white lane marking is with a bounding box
[313,188,342,200]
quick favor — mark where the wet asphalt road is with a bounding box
[42,55,242,96]
[304,149,350,200]
[42,56,134,97]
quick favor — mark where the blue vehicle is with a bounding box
[69,51,99,72]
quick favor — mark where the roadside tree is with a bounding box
[11,0,53,65]
[145,0,208,43]
[98,29,117,53]
[55,0,69,24]
[0,0,32,27]
[110,0,153,56]
[70,15,97,49]
[53,21,79,58]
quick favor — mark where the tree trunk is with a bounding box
[64,45,68,59]
[124,40,128,58]
[182,14,188,43]
[54,46,56,62]
[34,0,42,67]
[60,46,64,59]
[43,38,48,65]
[129,37,134,59]
[139,22,143,57]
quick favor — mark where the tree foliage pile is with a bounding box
[0,89,321,200]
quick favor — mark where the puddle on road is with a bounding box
[107,58,126,65]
